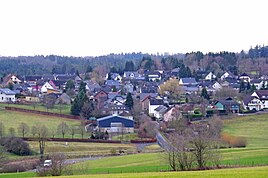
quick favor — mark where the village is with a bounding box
[1,69,267,135]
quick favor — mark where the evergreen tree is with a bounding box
[261,81,266,90]
[246,81,251,91]
[70,85,88,116]
[124,61,135,71]
[239,80,245,93]
[79,81,86,93]
[66,80,75,91]
[125,93,134,110]
[201,87,210,100]
[251,84,257,92]
[86,65,93,73]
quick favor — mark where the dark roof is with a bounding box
[216,98,239,106]
[224,77,238,84]
[97,115,134,128]
[243,96,258,105]
[251,79,262,83]
[255,90,268,98]
[0,88,16,95]
[51,80,66,87]
[150,98,164,105]
[240,73,249,77]
[24,75,42,81]
[180,78,197,84]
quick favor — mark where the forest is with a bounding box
[1,45,268,78]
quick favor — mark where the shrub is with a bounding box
[0,137,31,156]
[221,133,247,148]
[1,159,39,173]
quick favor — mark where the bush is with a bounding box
[221,133,247,148]
[1,137,31,156]
[0,159,39,173]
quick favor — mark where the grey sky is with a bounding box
[0,0,267,56]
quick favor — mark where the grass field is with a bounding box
[28,141,136,157]
[67,113,268,175]
[0,110,83,138]
[1,166,267,178]
[0,103,71,114]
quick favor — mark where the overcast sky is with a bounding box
[0,0,268,57]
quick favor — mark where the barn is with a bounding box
[97,115,134,133]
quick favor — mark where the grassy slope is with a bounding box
[69,113,268,174]
[28,141,136,157]
[0,103,71,115]
[221,114,268,166]
[0,110,82,138]
[1,166,268,178]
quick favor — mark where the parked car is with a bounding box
[43,160,52,167]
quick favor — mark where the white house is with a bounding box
[205,72,216,81]
[0,88,16,102]
[251,79,266,90]
[41,82,55,93]
[220,72,234,80]
[149,99,164,116]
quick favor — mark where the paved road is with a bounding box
[156,131,170,150]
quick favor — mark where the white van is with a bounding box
[43,160,52,167]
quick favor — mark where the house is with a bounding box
[239,73,251,82]
[2,74,22,85]
[171,67,180,76]
[214,97,240,113]
[154,105,168,119]
[97,115,134,133]
[220,72,235,80]
[41,81,56,93]
[147,71,162,81]
[123,72,144,80]
[140,93,158,112]
[205,72,216,81]
[149,98,164,116]
[106,73,122,81]
[251,90,268,108]
[179,78,198,86]
[56,93,71,105]
[0,88,16,102]
[199,81,222,94]
[94,90,109,109]
[163,105,182,122]
[250,79,266,90]
[243,96,263,111]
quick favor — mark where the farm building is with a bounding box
[97,115,134,133]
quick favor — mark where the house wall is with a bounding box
[25,96,40,102]
[0,93,16,102]
[149,105,160,115]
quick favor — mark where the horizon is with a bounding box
[0,0,268,57]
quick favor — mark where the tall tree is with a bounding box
[159,78,184,100]
[125,93,134,110]
[17,122,30,138]
[57,122,69,138]
[239,80,245,93]
[124,61,135,71]
[201,87,210,100]
[36,124,49,158]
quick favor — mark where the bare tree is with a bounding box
[8,127,15,137]
[77,123,86,139]
[49,153,67,176]
[43,94,57,111]
[166,118,223,170]
[0,147,6,167]
[31,125,38,137]
[36,124,49,159]
[70,125,76,139]
[17,122,30,138]
[57,122,69,138]
[0,122,4,138]
[138,116,157,138]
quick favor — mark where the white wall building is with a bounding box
[0,88,16,102]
